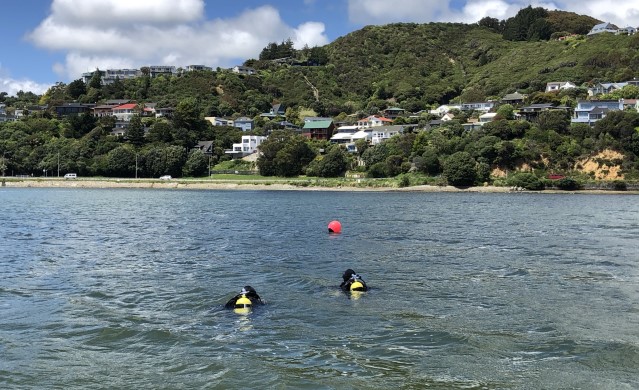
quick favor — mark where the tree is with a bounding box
[478,17,503,32]
[67,79,86,99]
[537,110,570,134]
[105,145,135,177]
[182,149,208,177]
[305,145,349,177]
[496,104,515,120]
[88,69,103,89]
[126,116,145,147]
[443,151,477,186]
[257,130,315,176]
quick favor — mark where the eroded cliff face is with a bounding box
[575,149,625,180]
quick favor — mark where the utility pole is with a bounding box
[135,153,138,179]
[57,152,60,177]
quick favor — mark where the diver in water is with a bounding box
[225,286,264,311]
[340,269,368,292]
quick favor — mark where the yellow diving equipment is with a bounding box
[234,294,252,314]
[350,280,364,291]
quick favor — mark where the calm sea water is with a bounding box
[1,188,638,389]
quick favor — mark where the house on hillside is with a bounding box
[93,104,115,117]
[383,107,406,119]
[225,135,267,158]
[260,103,286,118]
[302,120,335,140]
[479,112,498,124]
[233,117,254,132]
[430,104,461,116]
[110,121,129,137]
[54,103,94,117]
[617,26,637,35]
[194,141,214,155]
[621,99,637,110]
[587,22,619,35]
[155,107,174,118]
[519,103,571,121]
[330,125,359,145]
[572,100,623,125]
[148,65,176,78]
[185,65,212,72]
[588,82,628,96]
[205,117,233,127]
[112,103,138,121]
[357,115,393,128]
[545,81,576,92]
[0,103,16,123]
[371,125,407,145]
[232,66,257,75]
[461,101,495,112]
[501,91,527,106]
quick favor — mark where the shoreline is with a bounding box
[2,178,637,194]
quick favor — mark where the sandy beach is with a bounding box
[2,178,637,194]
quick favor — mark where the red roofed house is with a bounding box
[112,103,138,121]
[357,115,393,128]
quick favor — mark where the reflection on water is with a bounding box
[1,188,638,389]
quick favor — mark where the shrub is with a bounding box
[443,152,477,187]
[367,162,388,178]
[507,172,544,190]
[555,177,581,190]
[398,174,410,187]
[612,180,627,191]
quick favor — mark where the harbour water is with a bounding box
[1,188,638,389]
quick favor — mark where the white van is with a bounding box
[64,173,77,179]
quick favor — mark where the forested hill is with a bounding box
[14,9,634,118]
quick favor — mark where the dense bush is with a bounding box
[555,177,581,190]
[507,172,544,190]
[443,152,477,186]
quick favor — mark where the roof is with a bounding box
[351,130,372,140]
[359,115,393,122]
[234,117,253,122]
[502,92,526,100]
[330,132,354,140]
[303,120,333,129]
[113,103,137,110]
[336,125,359,132]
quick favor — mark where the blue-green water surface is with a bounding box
[1,188,638,389]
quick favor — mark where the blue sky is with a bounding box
[2,0,639,96]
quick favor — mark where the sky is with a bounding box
[2,0,639,96]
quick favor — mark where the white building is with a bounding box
[226,135,267,157]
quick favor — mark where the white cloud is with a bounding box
[27,0,329,81]
[0,65,52,95]
[348,0,639,27]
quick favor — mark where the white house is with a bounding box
[572,100,623,125]
[545,81,576,92]
[587,22,619,35]
[479,112,498,124]
[460,101,495,112]
[205,117,234,127]
[429,104,461,116]
[112,103,138,121]
[617,26,637,35]
[441,112,456,121]
[226,135,267,157]
[329,125,359,144]
[356,115,393,128]
[232,66,257,75]
[371,125,405,145]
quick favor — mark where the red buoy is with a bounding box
[328,220,342,234]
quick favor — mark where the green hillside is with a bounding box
[2,9,639,188]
